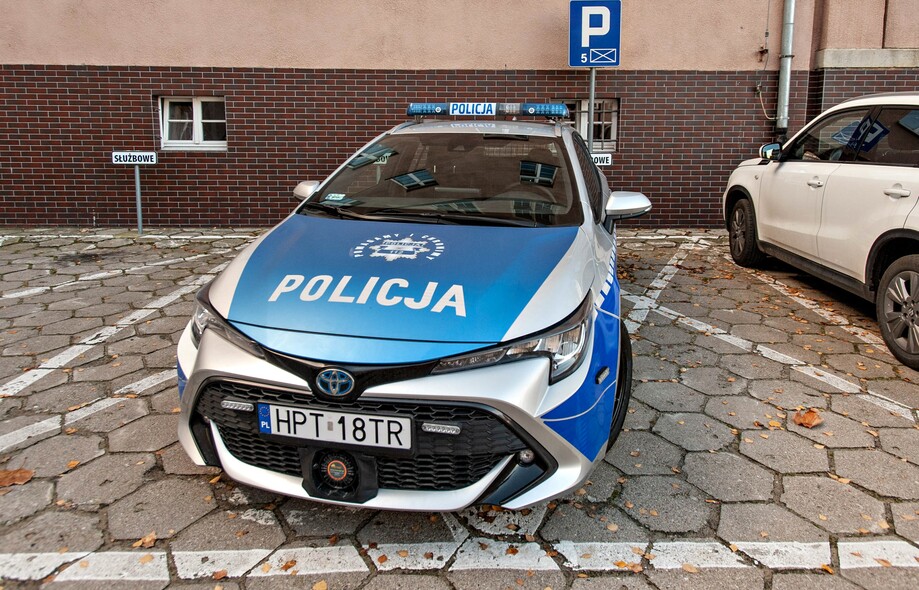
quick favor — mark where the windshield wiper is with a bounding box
[298,201,369,220]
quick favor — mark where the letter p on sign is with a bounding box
[582,6,610,46]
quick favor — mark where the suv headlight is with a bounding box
[434,297,592,383]
[190,281,266,359]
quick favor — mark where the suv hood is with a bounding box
[214,215,586,358]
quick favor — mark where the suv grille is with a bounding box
[196,380,527,491]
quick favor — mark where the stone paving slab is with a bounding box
[0,228,918,588]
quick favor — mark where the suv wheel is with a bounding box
[607,319,633,451]
[729,199,765,267]
[877,255,919,370]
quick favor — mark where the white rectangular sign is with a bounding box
[112,151,157,165]
[592,153,612,166]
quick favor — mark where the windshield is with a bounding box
[300,132,583,227]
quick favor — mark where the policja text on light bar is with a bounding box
[406,102,569,119]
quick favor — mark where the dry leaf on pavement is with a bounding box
[0,468,34,488]
[793,408,824,428]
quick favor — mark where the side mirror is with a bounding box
[293,180,320,201]
[759,143,782,160]
[605,191,652,221]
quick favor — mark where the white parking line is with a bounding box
[0,369,178,454]
[1,250,232,299]
[649,541,748,569]
[248,546,369,576]
[172,549,273,579]
[732,541,831,570]
[0,266,224,398]
[625,238,700,333]
[747,266,889,350]
[451,538,559,571]
[623,291,916,421]
[837,540,919,569]
[53,551,170,582]
[0,552,91,581]
[555,541,646,570]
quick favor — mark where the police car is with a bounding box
[177,102,652,510]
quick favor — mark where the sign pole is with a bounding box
[587,67,596,152]
[134,164,144,236]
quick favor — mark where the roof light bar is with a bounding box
[406,102,569,119]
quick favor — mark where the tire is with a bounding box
[876,254,919,370]
[607,319,633,452]
[728,198,766,267]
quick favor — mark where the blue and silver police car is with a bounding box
[177,102,651,510]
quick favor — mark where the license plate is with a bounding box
[256,403,412,450]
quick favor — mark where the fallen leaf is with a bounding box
[79,561,90,568]
[820,564,834,574]
[280,560,297,571]
[209,475,221,484]
[682,563,700,573]
[631,547,645,556]
[132,532,157,549]
[506,546,519,556]
[0,468,34,488]
[312,581,328,590]
[729,544,738,552]
[606,523,619,532]
[581,553,592,559]
[424,552,434,559]
[875,558,892,567]
[212,570,228,580]
[261,563,272,573]
[818,514,828,521]
[479,542,489,550]
[397,550,409,558]
[793,408,823,429]
[138,554,154,565]
[329,533,339,545]
[377,555,388,564]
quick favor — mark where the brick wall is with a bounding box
[0,65,899,228]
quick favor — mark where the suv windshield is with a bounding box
[301,132,583,227]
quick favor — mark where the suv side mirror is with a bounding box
[293,181,320,201]
[760,143,782,160]
[605,191,652,221]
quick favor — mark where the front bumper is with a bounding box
[177,321,617,511]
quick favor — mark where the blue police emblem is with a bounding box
[316,369,355,397]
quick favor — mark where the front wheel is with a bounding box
[877,255,919,370]
[728,198,766,267]
[607,319,633,451]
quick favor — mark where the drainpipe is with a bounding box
[775,0,796,139]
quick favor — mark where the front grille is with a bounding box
[196,380,527,491]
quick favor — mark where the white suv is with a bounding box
[723,93,919,369]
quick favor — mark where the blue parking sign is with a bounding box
[569,0,621,67]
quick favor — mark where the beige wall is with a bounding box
[0,0,908,71]
[885,0,919,49]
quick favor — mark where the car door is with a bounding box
[816,106,919,280]
[757,108,872,258]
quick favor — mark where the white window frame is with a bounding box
[160,97,227,151]
[562,98,619,152]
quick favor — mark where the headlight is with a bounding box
[190,282,266,359]
[434,297,592,383]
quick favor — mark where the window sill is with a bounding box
[160,144,228,153]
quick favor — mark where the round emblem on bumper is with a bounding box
[325,459,348,482]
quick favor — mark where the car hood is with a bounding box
[214,214,588,358]
[736,156,764,168]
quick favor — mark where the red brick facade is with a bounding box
[0,65,915,227]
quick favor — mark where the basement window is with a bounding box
[160,97,227,151]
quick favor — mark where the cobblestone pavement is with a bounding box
[0,227,917,590]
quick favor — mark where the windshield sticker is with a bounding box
[324,193,347,201]
[352,233,445,262]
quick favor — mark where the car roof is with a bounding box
[389,119,565,138]
[836,92,919,110]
